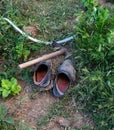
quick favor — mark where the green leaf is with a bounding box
[2,89,10,98]
[11,84,21,95]
[1,78,22,98]
[11,77,17,86]
[5,117,14,124]
[1,79,11,90]
[98,44,102,52]
[0,104,3,115]
[0,87,3,92]
[23,49,30,61]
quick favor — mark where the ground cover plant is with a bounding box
[0,77,21,98]
[70,0,114,129]
[0,104,34,130]
[0,0,78,81]
[0,0,45,129]
[0,104,15,130]
[0,0,113,129]
[0,0,79,129]
[0,0,44,81]
[38,0,114,129]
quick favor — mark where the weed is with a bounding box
[0,104,15,130]
[12,0,78,41]
[0,104,35,130]
[0,0,78,81]
[0,0,43,82]
[0,77,21,98]
[71,0,114,129]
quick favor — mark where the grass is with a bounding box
[0,0,113,130]
[7,0,78,41]
[0,0,79,129]
[70,0,114,129]
[0,104,34,130]
[0,0,78,80]
[38,0,114,129]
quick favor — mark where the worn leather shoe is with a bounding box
[53,59,76,97]
[33,60,51,87]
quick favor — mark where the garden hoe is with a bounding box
[18,42,68,69]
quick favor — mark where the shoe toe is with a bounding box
[53,81,63,97]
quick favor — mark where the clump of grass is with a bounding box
[12,0,78,41]
[0,0,79,81]
[0,0,43,81]
[70,0,114,129]
[0,0,80,129]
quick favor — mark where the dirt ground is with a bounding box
[1,85,94,130]
[0,0,113,130]
[0,54,94,130]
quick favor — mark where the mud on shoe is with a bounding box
[53,59,76,97]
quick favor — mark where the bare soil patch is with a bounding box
[1,87,56,129]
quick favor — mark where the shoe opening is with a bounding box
[56,73,70,93]
[35,64,48,82]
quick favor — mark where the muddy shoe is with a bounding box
[33,60,52,87]
[53,59,76,97]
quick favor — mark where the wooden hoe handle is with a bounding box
[18,49,66,69]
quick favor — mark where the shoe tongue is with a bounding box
[58,60,76,81]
